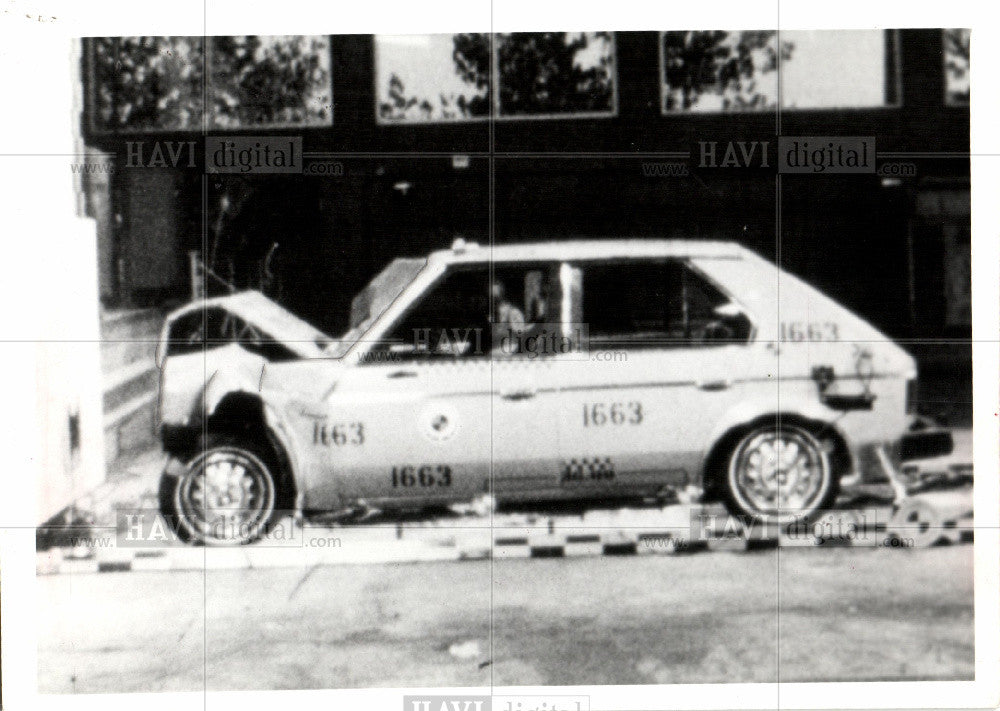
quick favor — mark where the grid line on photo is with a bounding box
[200,11,210,700]
[488,9,496,695]
[775,13,783,700]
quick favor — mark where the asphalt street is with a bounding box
[38,545,973,693]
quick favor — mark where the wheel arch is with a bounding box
[699,411,853,500]
[202,391,301,510]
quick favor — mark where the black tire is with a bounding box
[721,423,838,525]
[159,433,283,545]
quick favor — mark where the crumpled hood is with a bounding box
[162,290,333,360]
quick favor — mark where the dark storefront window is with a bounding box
[912,186,971,332]
[375,32,616,123]
[944,29,970,105]
[90,35,331,132]
[659,29,898,113]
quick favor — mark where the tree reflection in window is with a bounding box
[91,36,331,131]
[944,29,970,105]
[93,37,205,131]
[497,32,614,116]
[376,32,615,122]
[661,31,792,112]
[210,36,331,128]
[661,30,897,112]
[377,34,490,121]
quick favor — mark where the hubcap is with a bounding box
[729,428,828,520]
[176,448,275,544]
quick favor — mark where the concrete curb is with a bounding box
[37,499,973,575]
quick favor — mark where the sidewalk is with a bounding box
[83,446,167,520]
[36,446,166,550]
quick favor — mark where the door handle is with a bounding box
[500,388,536,401]
[696,379,731,391]
[387,370,418,379]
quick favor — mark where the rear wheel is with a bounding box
[159,434,279,545]
[722,424,836,525]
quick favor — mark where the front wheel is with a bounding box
[159,434,279,545]
[722,424,837,525]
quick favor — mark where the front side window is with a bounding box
[574,259,751,348]
[370,263,561,361]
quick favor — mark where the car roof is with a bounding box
[428,239,747,265]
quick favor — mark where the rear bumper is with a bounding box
[898,427,954,462]
[851,424,956,495]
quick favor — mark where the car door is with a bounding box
[307,265,494,510]
[309,262,562,510]
[551,258,755,498]
[487,263,564,500]
[316,355,493,509]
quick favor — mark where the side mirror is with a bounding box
[714,302,745,319]
[710,302,753,343]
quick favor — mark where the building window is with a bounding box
[375,34,490,122]
[89,36,332,132]
[375,32,617,123]
[92,37,204,131]
[208,36,331,128]
[496,33,615,118]
[779,30,898,109]
[659,30,899,113]
[944,29,970,106]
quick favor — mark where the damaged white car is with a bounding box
[156,239,952,544]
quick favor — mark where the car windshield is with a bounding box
[325,257,428,358]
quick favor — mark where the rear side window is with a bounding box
[165,308,300,362]
[574,259,749,348]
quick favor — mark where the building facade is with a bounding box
[80,30,971,421]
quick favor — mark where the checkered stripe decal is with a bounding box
[561,456,615,482]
